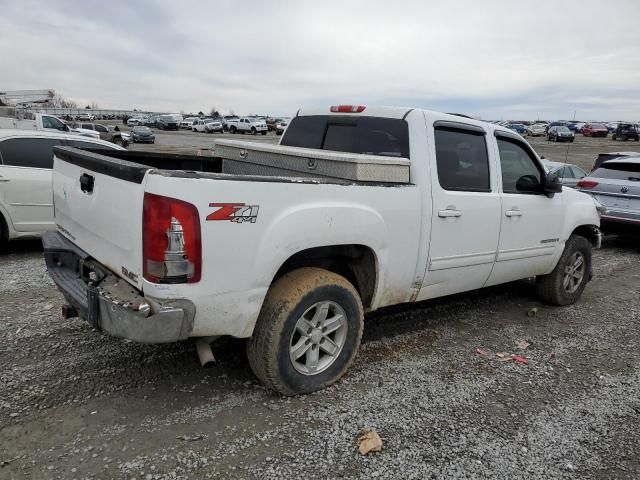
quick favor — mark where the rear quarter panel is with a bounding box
[142,173,422,338]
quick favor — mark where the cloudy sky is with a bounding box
[2,0,640,120]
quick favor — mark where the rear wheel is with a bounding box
[230,126,237,134]
[247,268,364,395]
[114,137,123,147]
[536,235,592,306]
[261,131,267,135]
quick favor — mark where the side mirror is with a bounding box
[64,124,70,132]
[543,172,563,196]
[516,174,542,192]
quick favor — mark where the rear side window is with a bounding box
[594,163,640,179]
[281,115,410,158]
[0,138,62,168]
[434,127,490,192]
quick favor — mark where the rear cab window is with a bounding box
[280,115,410,158]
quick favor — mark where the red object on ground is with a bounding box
[511,355,529,365]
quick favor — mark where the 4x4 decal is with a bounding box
[207,203,259,223]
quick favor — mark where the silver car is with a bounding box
[542,160,588,188]
[577,157,640,234]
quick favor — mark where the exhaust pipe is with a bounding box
[61,304,78,319]
[195,336,219,367]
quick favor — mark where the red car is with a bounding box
[582,123,608,137]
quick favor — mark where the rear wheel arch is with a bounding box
[0,210,9,243]
[271,244,378,311]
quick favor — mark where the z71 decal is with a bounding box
[207,203,259,223]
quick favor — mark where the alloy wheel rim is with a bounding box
[563,252,585,294]
[289,301,348,375]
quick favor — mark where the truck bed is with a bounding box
[53,146,412,186]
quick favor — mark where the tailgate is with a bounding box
[52,146,149,289]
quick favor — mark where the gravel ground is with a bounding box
[1,236,639,479]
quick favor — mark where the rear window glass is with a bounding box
[281,115,410,158]
[67,140,118,152]
[594,162,640,179]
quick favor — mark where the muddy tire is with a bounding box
[536,235,592,306]
[247,267,364,395]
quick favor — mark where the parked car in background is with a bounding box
[267,118,284,131]
[582,123,608,137]
[222,115,239,131]
[130,126,155,143]
[568,122,585,133]
[590,151,639,172]
[205,120,224,133]
[276,119,289,136]
[577,158,640,234]
[76,113,96,121]
[526,123,548,136]
[158,114,181,130]
[68,123,101,139]
[77,123,128,147]
[180,117,199,129]
[0,113,72,134]
[507,123,527,134]
[191,119,209,133]
[0,130,124,244]
[127,117,146,127]
[542,160,587,188]
[227,116,268,135]
[611,123,639,142]
[548,126,575,142]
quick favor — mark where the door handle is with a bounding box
[438,207,463,218]
[505,209,522,217]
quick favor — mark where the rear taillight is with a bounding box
[576,180,599,189]
[143,193,201,284]
[330,105,366,113]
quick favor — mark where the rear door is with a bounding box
[486,132,565,286]
[417,121,501,300]
[52,146,146,288]
[0,137,60,232]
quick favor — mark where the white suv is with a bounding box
[0,130,124,244]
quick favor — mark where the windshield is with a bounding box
[281,115,410,158]
[133,126,150,132]
[591,124,606,129]
[557,127,571,133]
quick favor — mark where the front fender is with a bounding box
[561,188,601,241]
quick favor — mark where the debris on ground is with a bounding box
[176,435,206,442]
[527,307,538,318]
[357,429,383,455]
[516,340,531,350]
[511,355,529,365]
[476,348,487,356]
[496,352,512,362]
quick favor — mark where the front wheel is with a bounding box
[251,127,257,135]
[261,130,267,135]
[247,268,364,395]
[536,235,592,306]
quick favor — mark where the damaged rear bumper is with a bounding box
[42,231,195,343]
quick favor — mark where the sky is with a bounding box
[2,0,640,120]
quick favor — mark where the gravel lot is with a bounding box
[1,133,639,479]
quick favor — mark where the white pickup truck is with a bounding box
[226,116,268,135]
[0,113,72,133]
[43,105,601,395]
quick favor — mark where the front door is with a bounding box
[486,134,565,286]
[417,121,501,301]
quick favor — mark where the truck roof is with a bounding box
[296,105,518,138]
